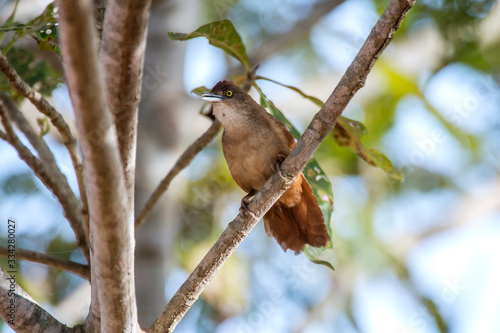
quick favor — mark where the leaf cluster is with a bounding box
[0,1,62,101]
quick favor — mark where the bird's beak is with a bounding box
[201,93,228,102]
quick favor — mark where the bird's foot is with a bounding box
[271,153,287,181]
[239,195,251,212]
[239,192,258,220]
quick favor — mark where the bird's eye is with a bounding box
[226,90,233,97]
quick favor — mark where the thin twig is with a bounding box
[382,247,448,333]
[0,98,89,262]
[228,1,345,76]
[135,119,221,230]
[0,21,57,34]
[0,246,89,280]
[148,0,415,331]
[0,51,90,251]
[249,0,345,65]
[0,267,84,333]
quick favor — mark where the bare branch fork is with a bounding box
[56,0,133,329]
[56,0,152,331]
[0,51,90,258]
[148,0,415,331]
[0,97,89,262]
[1,0,150,330]
[100,0,152,210]
[0,267,83,333]
[135,119,221,229]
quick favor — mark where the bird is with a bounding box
[202,80,329,254]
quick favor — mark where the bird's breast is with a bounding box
[222,128,280,193]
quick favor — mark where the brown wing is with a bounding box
[267,114,296,149]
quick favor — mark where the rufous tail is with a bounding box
[263,173,330,254]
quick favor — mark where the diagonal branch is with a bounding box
[0,51,90,252]
[56,0,139,331]
[135,119,221,230]
[0,97,89,262]
[0,246,89,280]
[248,0,345,65]
[0,267,83,333]
[148,0,415,331]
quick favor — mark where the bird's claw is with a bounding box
[240,196,250,212]
[271,153,287,181]
[240,193,258,220]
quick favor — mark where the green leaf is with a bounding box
[257,76,324,107]
[0,0,20,45]
[256,76,403,181]
[304,246,336,271]
[192,85,213,117]
[27,2,56,24]
[4,0,20,25]
[27,4,60,55]
[257,91,301,138]
[37,117,50,137]
[191,86,210,96]
[254,84,335,270]
[302,159,334,236]
[2,172,39,194]
[29,25,61,55]
[0,48,61,100]
[334,118,403,181]
[1,3,60,55]
[168,20,249,71]
[419,95,479,150]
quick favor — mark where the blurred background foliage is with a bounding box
[1,0,500,332]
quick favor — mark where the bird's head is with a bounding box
[201,80,249,107]
[202,80,258,126]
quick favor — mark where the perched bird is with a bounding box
[202,80,329,254]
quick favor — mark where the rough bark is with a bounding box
[56,0,138,331]
[0,267,83,333]
[100,0,152,212]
